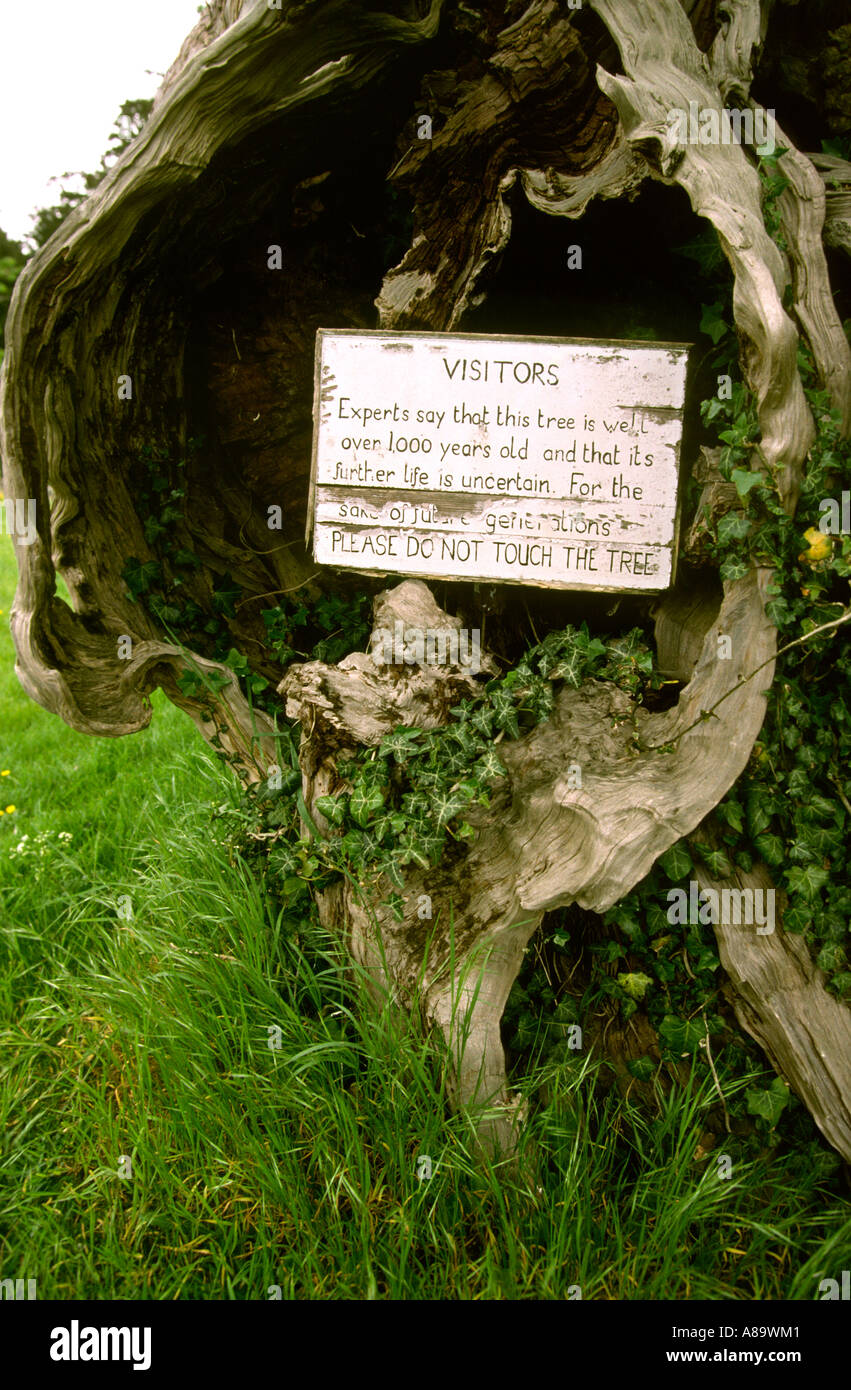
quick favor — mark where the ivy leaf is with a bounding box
[475,747,507,781]
[731,467,764,498]
[719,555,750,582]
[658,842,693,882]
[765,593,791,627]
[378,728,423,763]
[700,301,729,345]
[212,573,241,617]
[626,1055,657,1082]
[173,548,201,569]
[490,688,520,739]
[786,864,830,899]
[616,972,653,1001]
[379,856,406,891]
[123,558,161,599]
[432,784,475,828]
[753,832,785,867]
[692,842,732,877]
[224,647,249,675]
[658,1014,706,1053]
[176,668,204,698]
[817,943,846,974]
[315,796,346,827]
[143,515,168,545]
[716,799,744,834]
[783,902,810,934]
[646,901,670,935]
[349,782,386,828]
[551,646,584,687]
[470,704,495,738]
[717,513,752,544]
[147,596,183,626]
[746,787,773,838]
[745,1077,789,1127]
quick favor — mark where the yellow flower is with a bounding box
[0,770,9,776]
[5,806,15,814]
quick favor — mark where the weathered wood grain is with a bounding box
[694,842,851,1162]
[2,0,849,1159]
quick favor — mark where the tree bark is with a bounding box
[1,0,850,1157]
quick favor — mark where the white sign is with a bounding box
[308,330,690,593]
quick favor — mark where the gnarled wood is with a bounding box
[694,840,851,1162]
[588,0,819,513]
[1,0,849,1158]
[283,568,777,1152]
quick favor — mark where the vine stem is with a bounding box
[644,606,851,751]
[700,1025,732,1135]
[234,575,320,611]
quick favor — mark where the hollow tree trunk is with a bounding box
[1,0,850,1158]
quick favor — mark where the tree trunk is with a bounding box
[1,0,850,1158]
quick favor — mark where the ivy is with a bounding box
[221,620,660,906]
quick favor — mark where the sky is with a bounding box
[1,0,206,245]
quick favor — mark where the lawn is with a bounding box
[0,534,849,1300]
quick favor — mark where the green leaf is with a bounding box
[817,943,845,974]
[700,301,729,345]
[551,647,584,687]
[315,796,346,827]
[753,832,785,868]
[475,747,507,781]
[626,1055,656,1083]
[122,558,161,598]
[765,594,791,627]
[490,688,520,739]
[658,1014,706,1053]
[719,555,750,583]
[745,1077,789,1128]
[378,728,424,763]
[212,573,241,617]
[692,842,732,877]
[717,513,752,544]
[786,864,830,899]
[658,842,693,882]
[716,799,744,834]
[350,782,386,828]
[173,548,201,569]
[746,787,773,838]
[731,467,764,497]
[616,972,653,1001]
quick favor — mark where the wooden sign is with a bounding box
[308,330,691,593]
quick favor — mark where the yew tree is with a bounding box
[2,0,851,1158]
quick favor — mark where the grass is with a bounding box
[0,534,849,1300]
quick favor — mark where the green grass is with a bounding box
[0,534,849,1299]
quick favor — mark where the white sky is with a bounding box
[1,0,205,245]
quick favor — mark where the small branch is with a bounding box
[700,1027,731,1135]
[234,576,320,611]
[829,773,851,819]
[645,607,851,751]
